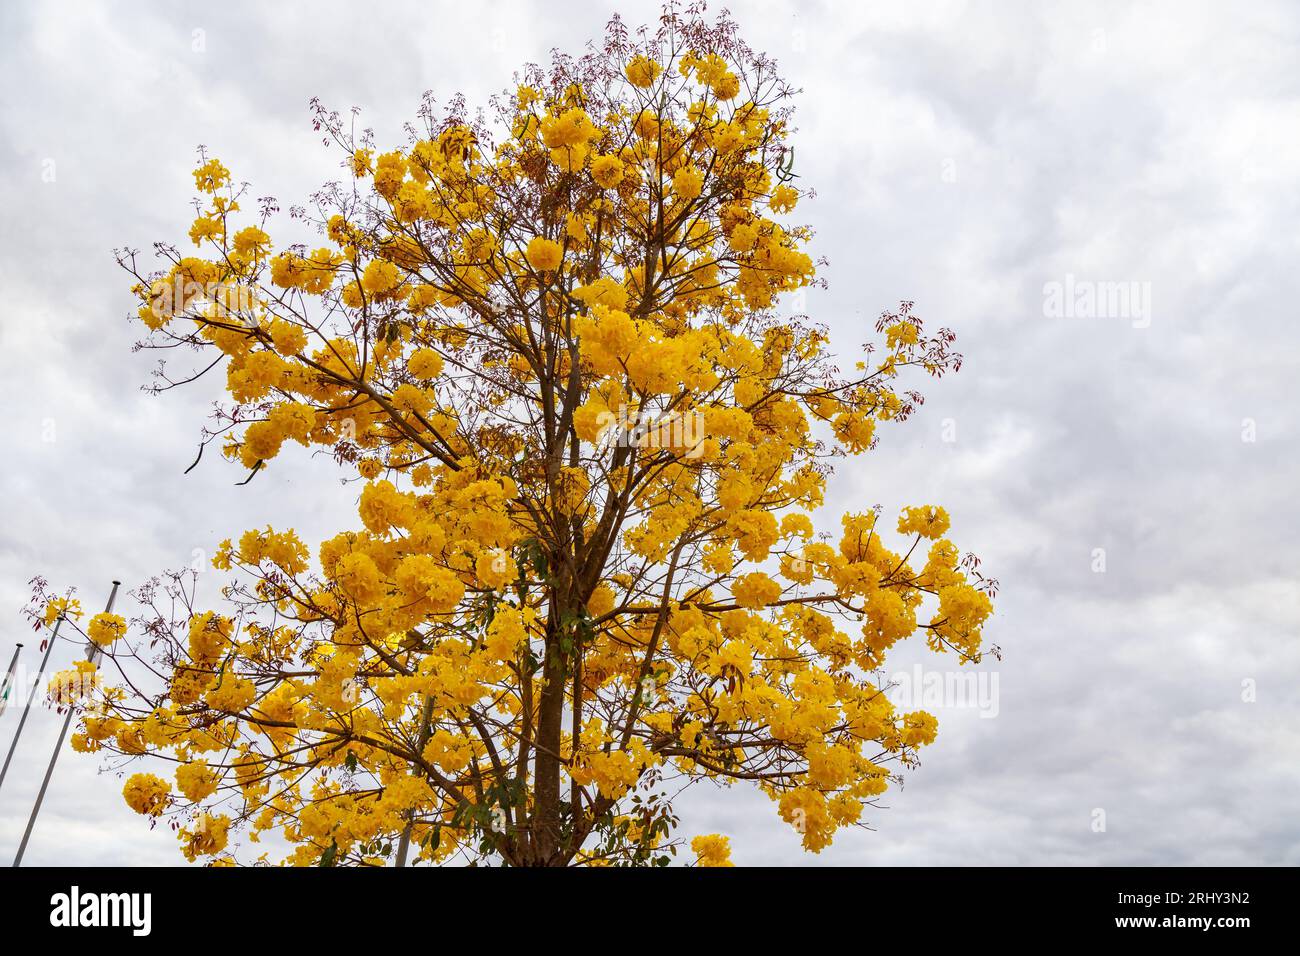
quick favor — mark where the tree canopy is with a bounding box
[43,6,995,867]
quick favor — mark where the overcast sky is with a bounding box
[2,0,1297,866]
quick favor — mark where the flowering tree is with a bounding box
[48,7,995,867]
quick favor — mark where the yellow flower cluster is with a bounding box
[731,571,782,609]
[691,833,734,866]
[48,660,98,705]
[525,236,563,272]
[176,760,219,802]
[123,773,171,817]
[180,813,231,862]
[87,612,126,648]
[625,54,662,88]
[42,595,82,627]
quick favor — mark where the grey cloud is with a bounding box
[2,0,1296,865]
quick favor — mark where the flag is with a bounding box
[0,645,22,719]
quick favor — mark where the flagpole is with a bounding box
[0,617,63,795]
[13,581,120,868]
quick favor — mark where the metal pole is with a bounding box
[13,581,120,867]
[0,617,62,794]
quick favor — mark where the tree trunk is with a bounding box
[531,630,566,865]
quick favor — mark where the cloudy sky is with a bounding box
[1,0,1297,866]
